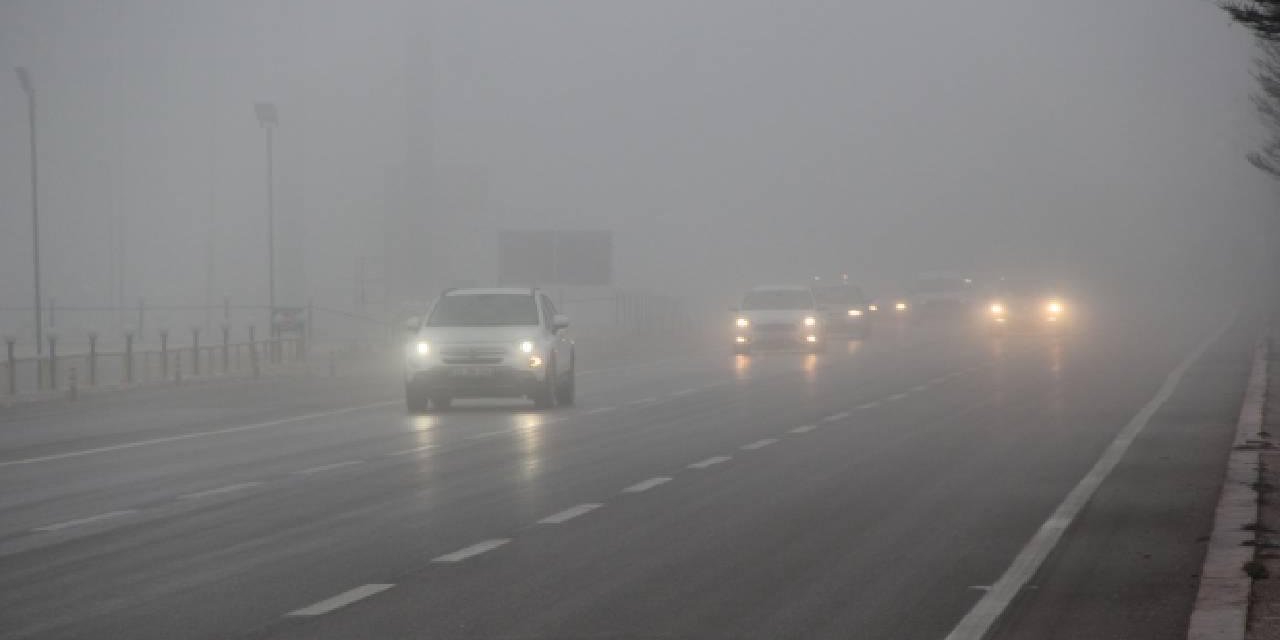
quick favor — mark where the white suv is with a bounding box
[732,285,825,354]
[405,288,575,412]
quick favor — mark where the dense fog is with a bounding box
[1,0,1276,344]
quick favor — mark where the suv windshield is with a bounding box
[742,290,814,310]
[813,286,865,305]
[427,294,540,327]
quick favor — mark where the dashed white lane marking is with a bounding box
[671,388,699,397]
[944,317,1231,640]
[967,585,993,592]
[432,539,511,563]
[622,477,672,493]
[294,460,364,475]
[538,503,603,524]
[886,393,909,402]
[910,384,929,392]
[0,400,399,469]
[627,398,659,407]
[469,430,507,440]
[929,376,947,385]
[688,455,732,469]
[582,407,616,416]
[856,401,881,410]
[821,411,851,422]
[741,438,778,450]
[387,445,436,456]
[287,584,394,616]
[789,425,817,434]
[178,482,263,500]
[34,509,138,533]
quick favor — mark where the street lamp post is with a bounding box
[254,102,278,343]
[16,67,42,356]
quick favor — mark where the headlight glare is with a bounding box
[895,302,907,311]
[735,317,750,329]
[519,340,535,354]
[803,316,817,327]
[1047,301,1063,314]
[848,309,863,317]
[415,341,430,356]
[990,303,1005,315]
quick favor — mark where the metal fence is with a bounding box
[2,334,304,396]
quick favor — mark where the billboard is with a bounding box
[498,230,612,286]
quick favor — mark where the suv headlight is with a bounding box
[803,316,817,327]
[735,317,750,329]
[415,341,431,356]
[848,309,863,317]
[519,340,535,354]
[989,303,1005,315]
[1047,301,1063,314]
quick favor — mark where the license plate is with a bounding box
[449,367,494,378]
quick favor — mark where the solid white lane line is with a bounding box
[468,430,507,440]
[688,455,732,469]
[856,401,881,410]
[0,400,399,469]
[886,393,909,402]
[911,384,929,392]
[294,460,364,475]
[789,425,817,434]
[538,503,603,524]
[821,411,851,422]
[622,477,672,493]
[287,584,394,616]
[34,509,138,533]
[178,482,263,500]
[742,438,778,450]
[582,407,616,416]
[432,539,511,563]
[627,398,659,407]
[671,388,699,397]
[929,376,947,385]
[387,445,436,456]
[943,317,1232,640]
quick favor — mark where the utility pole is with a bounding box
[16,67,43,355]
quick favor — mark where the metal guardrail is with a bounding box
[2,336,305,397]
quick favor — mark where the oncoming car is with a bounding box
[813,281,871,339]
[404,288,575,412]
[732,285,825,354]
[984,278,1071,332]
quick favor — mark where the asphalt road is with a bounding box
[0,310,1259,640]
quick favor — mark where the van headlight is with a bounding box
[803,316,817,327]
[519,340,535,354]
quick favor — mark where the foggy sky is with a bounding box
[0,0,1275,335]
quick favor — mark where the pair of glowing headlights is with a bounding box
[734,316,818,329]
[988,301,1065,316]
[412,340,542,365]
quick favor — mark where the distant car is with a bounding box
[732,285,825,354]
[983,278,1071,332]
[404,288,575,412]
[906,272,976,320]
[813,282,871,339]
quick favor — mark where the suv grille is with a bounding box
[441,346,507,365]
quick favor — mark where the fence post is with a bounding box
[4,337,14,395]
[249,330,260,378]
[221,322,230,373]
[124,330,134,385]
[88,331,98,386]
[48,332,58,390]
[191,327,200,376]
[159,329,169,380]
[67,366,77,401]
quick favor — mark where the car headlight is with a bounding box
[803,316,817,327]
[735,317,750,329]
[848,309,863,317]
[895,302,907,311]
[1047,301,1063,314]
[415,341,430,356]
[989,303,1005,315]
[519,340,535,354]
[868,304,879,312]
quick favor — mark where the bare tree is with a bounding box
[1226,2,1280,178]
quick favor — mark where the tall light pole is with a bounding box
[16,67,42,355]
[254,102,278,336]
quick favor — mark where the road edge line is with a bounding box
[943,315,1234,640]
[1186,334,1269,640]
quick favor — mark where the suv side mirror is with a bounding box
[404,316,421,333]
[552,314,570,331]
